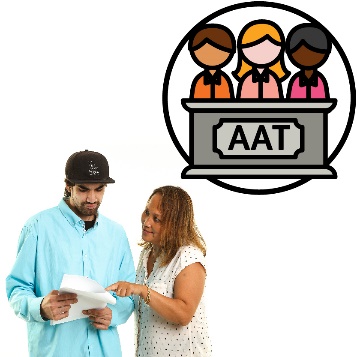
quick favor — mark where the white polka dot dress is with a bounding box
[134,245,213,357]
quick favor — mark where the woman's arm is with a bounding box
[106,262,206,326]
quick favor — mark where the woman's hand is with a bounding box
[106,281,145,298]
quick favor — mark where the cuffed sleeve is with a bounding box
[109,293,135,327]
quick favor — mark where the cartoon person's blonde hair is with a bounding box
[241,22,281,46]
[233,20,290,80]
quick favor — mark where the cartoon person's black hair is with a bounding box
[286,23,332,99]
[188,24,235,99]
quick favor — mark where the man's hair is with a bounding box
[64,179,74,198]
[189,24,235,53]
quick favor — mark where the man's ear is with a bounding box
[65,185,72,197]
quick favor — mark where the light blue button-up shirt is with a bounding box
[6,199,135,357]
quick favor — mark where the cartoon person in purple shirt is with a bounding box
[286,23,332,99]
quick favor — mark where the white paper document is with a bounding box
[51,274,116,325]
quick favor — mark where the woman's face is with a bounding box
[141,193,162,246]
[290,44,327,69]
[193,43,231,68]
[242,39,281,67]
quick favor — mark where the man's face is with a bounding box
[66,183,106,221]
[193,43,231,68]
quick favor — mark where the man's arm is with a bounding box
[5,223,47,322]
[105,234,136,327]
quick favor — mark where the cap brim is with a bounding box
[68,177,115,184]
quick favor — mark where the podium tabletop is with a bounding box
[181,98,337,112]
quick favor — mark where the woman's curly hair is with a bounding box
[139,186,206,266]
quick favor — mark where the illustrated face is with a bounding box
[141,193,162,246]
[193,43,231,68]
[290,44,327,69]
[242,39,281,66]
[67,183,106,220]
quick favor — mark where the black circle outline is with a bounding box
[162,1,355,196]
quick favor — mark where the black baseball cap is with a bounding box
[65,149,115,184]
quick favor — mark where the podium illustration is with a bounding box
[181,99,337,178]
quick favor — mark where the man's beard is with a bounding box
[75,201,101,217]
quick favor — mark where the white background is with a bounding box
[0,1,356,356]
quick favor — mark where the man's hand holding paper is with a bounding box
[49,274,116,326]
[40,290,78,321]
[83,306,113,330]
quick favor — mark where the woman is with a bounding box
[285,23,331,99]
[232,19,290,99]
[106,186,212,356]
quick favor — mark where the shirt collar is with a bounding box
[203,70,222,85]
[252,68,270,83]
[298,71,318,87]
[58,198,101,227]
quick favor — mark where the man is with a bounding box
[6,149,135,357]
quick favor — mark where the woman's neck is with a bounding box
[304,69,314,78]
[151,245,161,260]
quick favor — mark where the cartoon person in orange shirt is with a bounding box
[188,24,236,99]
[232,19,290,99]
